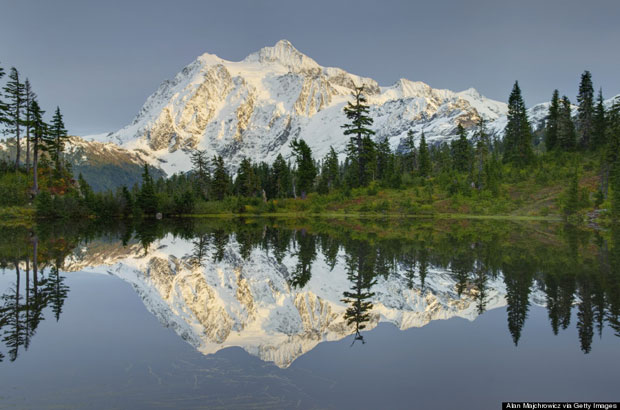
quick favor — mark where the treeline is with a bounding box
[99,71,617,220]
[0,63,73,208]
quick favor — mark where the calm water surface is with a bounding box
[0,218,618,409]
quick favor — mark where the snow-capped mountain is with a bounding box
[66,233,543,368]
[103,40,511,174]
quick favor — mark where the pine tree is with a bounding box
[403,130,417,173]
[29,99,46,194]
[375,136,392,182]
[324,146,340,190]
[210,155,230,200]
[592,88,607,150]
[545,90,560,151]
[558,96,577,151]
[49,107,68,170]
[452,124,471,173]
[138,164,158,215]
[23,79,36,173]
[418,132,430,177]
[473,119,490,188]
[190,149,210,199]
[290,138,316,197]
[271,154,291,198]
[342,86,376,187]
[503,81,534,166]
[577,70,594,149]
[3,67,25,170]
[0,63,8,126]
[234,157,259,197]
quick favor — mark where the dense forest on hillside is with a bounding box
[1,63,619,224]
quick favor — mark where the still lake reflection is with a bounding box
[0,218,619,409]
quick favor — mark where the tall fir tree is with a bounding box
[190,149,210,199]
[48,107,68,170]
[323,146,340,190]
[503,81,534,166]
[452,124,471,173]
[211,155,230,201]
[577,70,594,149]
[545,90,560,151]
[0,63,7,126]
[473,118,490,188]
[23,79,36,173]
[3,67,25,170]
[290,138,316,197]
[558,96,577,151]
[138,164,158,215]
[29,99,46,194]
[234,157,260,197]
[342,86,376,187]
[418,132,431,178]
[592,88,607,150]
[403,130,417,173]
[375,136,392,182]
[271,153,291,198]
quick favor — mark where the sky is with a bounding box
[1,0,619,136]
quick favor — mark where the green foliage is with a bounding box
[503,81,534,166]
[290,138,316,197]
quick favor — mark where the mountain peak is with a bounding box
[244,39,319,70]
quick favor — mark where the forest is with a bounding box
[1,63,619,224]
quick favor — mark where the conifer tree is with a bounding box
[375,136,392,182]
[3,67,25,170]
[452,124,471,173]
[342,86,376,187]
[545,90,560,151]
[323,146,340,190]
[503,81,534,166]
[29,99,46,194]
[210,155,230,200]
[49,107,68,170]
[190,149,210,199]
[271,154,291,198]
[138,164,158,215]
[558,96,577,151]
[403,130,417,173]
[290,138,316,197]
[23,79,36,173]
[473,119,490,188]
[592,88,607,150]
[0,63,7,126]
[577,70,594,149]
[418,132,431,178]
[235,157,259,197]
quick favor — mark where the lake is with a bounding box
[0,218,618,409]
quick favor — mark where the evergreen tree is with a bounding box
[49,107,68,170]
[29,99,46,194]
[3,68,25,170]
[403,130,417,173]
[342,86,376,187]
[577,70,594,149]
[121,186,134,218]
[23,79,36,173]
[324,146,340,190]
[592,88,607,150]
[564,171,580,218]
[558,96,577,151]
[190,149,210,199]
[503,81,534,166]
[452,124,471,173]
[138,164,158,215]
[210,155,230,201]
[612,164,620,222]
[418,132,430,178]
[375,136,392,182]
[0,63,6,125]
[545,90,560,151]
[271,154,291,198]
[234,157,259,197]
[290,138,316,197]
[473,118,490,189]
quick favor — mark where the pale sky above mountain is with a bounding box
[1,0,618,136]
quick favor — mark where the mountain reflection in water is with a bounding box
[1,218,619,367]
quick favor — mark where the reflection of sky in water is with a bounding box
[1,271,618,410]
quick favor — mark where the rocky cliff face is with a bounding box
[65,234,539,368]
